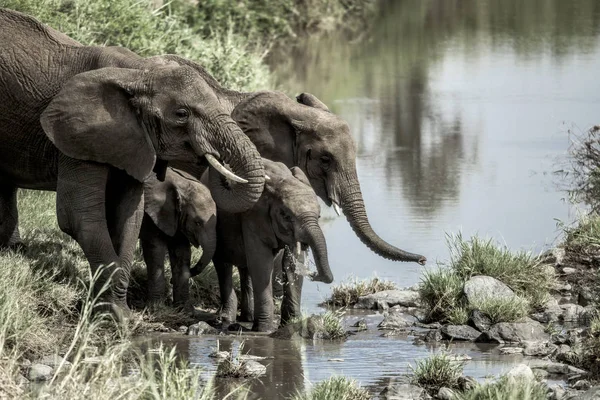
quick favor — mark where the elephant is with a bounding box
[140,168,216,308]
[190,159,333,332]
[0,9,265,318]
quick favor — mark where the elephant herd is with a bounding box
[0,8,426,332]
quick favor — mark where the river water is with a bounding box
[166,1,600,397]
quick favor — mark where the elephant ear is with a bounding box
[296,93,330,112]
[40,67,156,182]
[143,174,180,237]
[290,166,311,187]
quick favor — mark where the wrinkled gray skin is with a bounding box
[0,9,264,318]
[193,159,333,332]
[140,168,216,308]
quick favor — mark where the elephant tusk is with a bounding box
[265,174,271,181]
[332,201,342,216]
[205,154,248,184]
[295,242,302,259]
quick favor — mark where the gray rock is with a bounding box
[578,287,596,307]
[547,384,566,400]
[528,360,587,375]
[505,364,534,382]
[16,374,29,386]
[437,387,455,400]
[499,347,523,355]
[187,322,219,335]
[356,290,421,310]
[378,313,412,330]
[468,309,492,332]
[553,282,572,292]
[560,304,586,323]
[477,320,549,343]
[239,360,266,377]
[562,267,577,275]
[422,329,442,343]
[573,380,591,390]
[464,275,516,305]
[38,355,71,369]
[580,386,600,400]
[458,376,477,391]
[380,383,425,400]
[523,341,558,356]
[178,325,187,333]
[352,319,368,331]
[28,364,53,381]
[441,325,481,341]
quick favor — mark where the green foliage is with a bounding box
[564,125,600,213]
[456,376,547,400]
[325,276,397,307]
[469,296,529,324]
[410,350,465,394]
[292,376,370,400]
[446,306,470,325]
[419,268,464,322]
[563,213,600,252]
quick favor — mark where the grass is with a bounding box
[410,349,465,394]
[469,296,529,325]
[292,376,370,400]
[324,276,397,307]
[455,376,547,400]
[564,125,600,214]
[563,212,600,253]
[419,269,464,323]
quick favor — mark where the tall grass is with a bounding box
[324,276,397,307]
[419,269,464,322]
[455,376,547,400]
[292,376,370,400]
[410,350,465,394]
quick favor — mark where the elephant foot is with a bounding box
[251,322,274,333]
[93,299,132,324]
[238,312,254,323]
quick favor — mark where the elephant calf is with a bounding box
[140,168,216,308]
[192,159,334,332]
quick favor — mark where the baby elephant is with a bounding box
[140,168,217,307]
[193,159,334,332]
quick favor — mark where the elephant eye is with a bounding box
[320,155,332,166]
[174,108,190,120]
[195,221,202,226]
[280,209,293,222]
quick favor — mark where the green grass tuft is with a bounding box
[456,376,547,400]
[410,350,465,394]
[470,296,529,324]
[419,268,464,323]
[292,376,370,400]
[325,276,397,307]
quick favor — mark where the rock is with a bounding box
[187,322,219,335]
[464,276,516,305]
[523,341,558,356]
[380,383,425,400]
[457,376,477,391]
[468,310,492,332]
[533,369,549,380]
[528,360,587,375]
[378,313,412,330]
[441,325,481,341]
[447,354,472,362]
[16,374,29,385]
[547,384,566,400]
[38,355,72,369]
[437,387,455,400]
[499,347,523,355]
[553,282,572,292]
[381,329,411,338]
[270,322,302,340]
[581,386,600,400]
[560,304,586,323]
[477,320,549,343]
[573,380,591,390]
[352,319,367,331]
[562,267,577,275]
[505,364,535,382]
[178,325,187,333]
[422,329,442,343]
[578,287,596,307]
[209,351,229,359]
[552,248,566,266]
[28,364,53,381]
[238,360,266,377]
[356,290,421,310]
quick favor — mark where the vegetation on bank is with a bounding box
[455,376,547,400]
[324,276,397,307]
[292,376,370,400]
[410,350,464,394]
[419,233,554,324]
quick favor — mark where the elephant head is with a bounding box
[231,92,426,264]
[262,160,333,284]
[40,64,265,213]
[144,168,217,266]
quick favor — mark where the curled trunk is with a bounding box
[191,232,216,277]
[301,218,333,284]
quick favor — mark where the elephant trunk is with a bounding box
[339,172,426,264]
[301,217,333,284]
[191,234,216,278]
[200,119,265,213]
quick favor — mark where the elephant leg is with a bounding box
[105,168,144,308]
[139,216,168,304]
[238,267,254,322]
[214,258,237,330]
[168,234,192,308]
[0,184,21,248]
[271,250,284,299]
[56,157,124,314]
[280,247,304,326]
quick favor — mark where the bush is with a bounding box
[419,268,464,322]
[563,213,600,253]
[410,350,465,394]
[456,376,547,400]
[292,376,370,400]
[564,125,600,213]
[325,276,397,307]
[470,296,530,324]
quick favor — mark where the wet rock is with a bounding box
[437,387,455,400]
[547,384,566,400]
[580,386,600,400]
[356,290,420,310]
[187,322,219,335]
[352,319,367,331]
[468,309,492,332]
[422,329,442,343]
[578,287,596,307]
[477,320,549,343]
[499,347,523,355]
[380,383,425,400]
[532,298,563,323]
[270,323,301,340]
[464,276,516,305]
[238,360,266,378]
[381,329,411,338]
[523,341,558,356]
[457,376,477,391]
[572,380,591,390]
[533,369,549,381]
[528,360,587,375]
[505,364,534,382]
[209,351,229,359]
[378,313,412,330]
[178,325,187,333]
[28,364,53,381]
[38,355,71,369]
[560,304,586,323]
[447,354,472,362]
[441,325,481,341]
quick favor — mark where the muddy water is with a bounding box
[163,1,600,397]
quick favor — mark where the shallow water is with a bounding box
[167,1,600,397]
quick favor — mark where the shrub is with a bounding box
[292,376,370,400]
[564,125,600,213]
[456,376,547,400]
[419,268,464,322]
[470,296,530,324]
[410,350,465,394]
[325,276,397,307]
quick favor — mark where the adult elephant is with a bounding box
[0,9,265,318]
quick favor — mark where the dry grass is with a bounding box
[324,276,397,307]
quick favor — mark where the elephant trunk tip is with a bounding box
[418,256,427,266]
[310,271,333,284]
